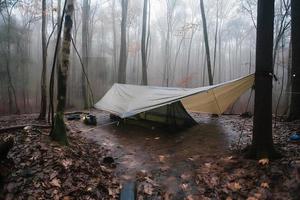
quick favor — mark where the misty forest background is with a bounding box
[0,0,292,116]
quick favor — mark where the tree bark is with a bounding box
[38,0,48,120]
[199,0,213,85]
[186,27,196,87]
[250,0,277,159]
[112,0,117,82]
[212,0,219,79]
[81,0,89,109]
[141,0,148,85]
[289,0,300,120]
[50,0,75,145]
[118,0,128,84]
[284,40,292,115]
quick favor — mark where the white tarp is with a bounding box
[94,74,255,118]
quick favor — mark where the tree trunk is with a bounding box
[81,0,89,109]
[112,0,117,82]
[199,0,213,85]
[38,0,48,120]
[289,0,300,120]
[141,0,148,85]
[50,0,75,146]
[6,15,20,114]
[118,0,128,84]
[284,40,292,115]
[250,0,277,159]
[186,28,195,87]
[212,0,219,79]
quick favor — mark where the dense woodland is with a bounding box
[0,0,297,117]
[0,0,300,199]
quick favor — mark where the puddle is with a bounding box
[80,112,239,196]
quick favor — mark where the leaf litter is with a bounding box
[0,114,120,200]
[1,113,300,199]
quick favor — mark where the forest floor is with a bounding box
[0,111,299,199]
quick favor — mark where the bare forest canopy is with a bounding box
[0,0,292,115]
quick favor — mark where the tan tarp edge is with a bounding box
[182,74,255,114]
[94,74,254,118]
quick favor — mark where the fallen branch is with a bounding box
[64,111,90,116]
[0,124,51,133]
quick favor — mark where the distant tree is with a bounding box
[38,0,47,120]
[118,0,128,83]
[0,0,20,114]
[163,0,177,86]
[250,0,277,159]
[199,0,213,85]
[186,23,197,86]
[111,0,117,81]
[50,0,75,145]
[289,0,300,120]
[141,0,148,85]
[81,0,89,109]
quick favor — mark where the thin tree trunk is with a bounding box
[141,0,148,85]
[284,40,292,115]
[112,0,117,82]
[118,0,128,84]
[212,0,219,79]
[82,0,89,108]
[186,28,195,87]
[199,0,213,85]
[38,0,48,120]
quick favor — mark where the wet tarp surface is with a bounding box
[94,74,254,118]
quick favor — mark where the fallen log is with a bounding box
[0,124,51,133]
[64,111,89,115]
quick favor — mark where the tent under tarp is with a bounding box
[94,74,254,126]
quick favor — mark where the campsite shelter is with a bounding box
[94,74,255,127]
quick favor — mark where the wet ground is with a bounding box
[69,111,242,196]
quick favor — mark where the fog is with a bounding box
[0,0,291,115]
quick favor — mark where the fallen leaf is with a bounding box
[180,183,189,191]
[247,197,258,200]
[186,195,194,200]
[50,171,58,180]
[227,182,242,191]
[61,159,72,169]
[50,178,61,188]
[143,182,153,195]
[159,155,165,162]
[258,158,269,165]
[260,182,269,188]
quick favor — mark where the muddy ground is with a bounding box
[0,111,300,199]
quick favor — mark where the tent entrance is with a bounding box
[135,101,197,127]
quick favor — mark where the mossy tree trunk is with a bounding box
[50,0,75,145]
